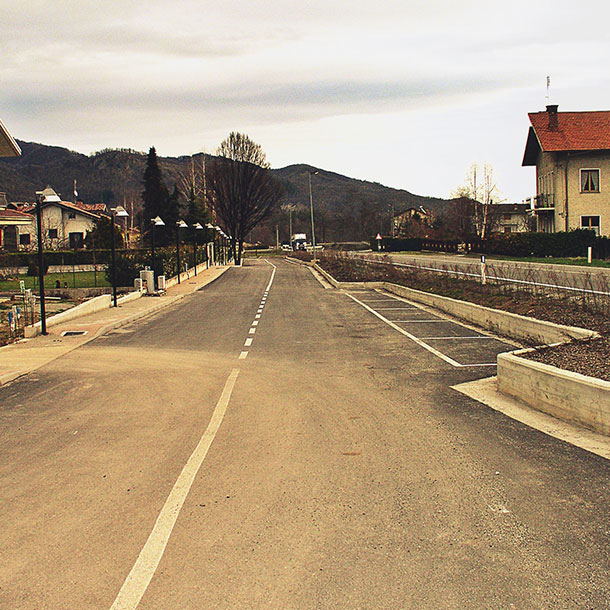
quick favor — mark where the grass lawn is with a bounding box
[0,271,111,291]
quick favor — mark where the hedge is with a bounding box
[371,230,608,259]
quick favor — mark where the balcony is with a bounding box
[526,194,555,211]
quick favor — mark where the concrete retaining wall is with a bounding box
[164,261,211,289]
[498,350,610,436]
[25,293,114,337]
[379,282,596,345]
[312,262,596,346]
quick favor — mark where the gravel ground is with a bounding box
[318,253,610,382]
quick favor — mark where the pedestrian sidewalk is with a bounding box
[0,265,230,387]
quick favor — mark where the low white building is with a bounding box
[13,187,101,250]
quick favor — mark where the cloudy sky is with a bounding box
[2,0,609,201]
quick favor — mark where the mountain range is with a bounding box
[0,140,450,242]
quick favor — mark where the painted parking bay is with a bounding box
[345,289,516,368]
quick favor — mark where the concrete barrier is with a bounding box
[164,262,211,289]
[380,282,596,345]
[498,349,610,436]
[311,263,596,346]
[25,293,113,337]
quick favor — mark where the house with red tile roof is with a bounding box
[12,187,101,250]
[523,105,610,236]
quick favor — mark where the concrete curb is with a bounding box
[498,349,610,436]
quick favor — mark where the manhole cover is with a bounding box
[61,330,88,337]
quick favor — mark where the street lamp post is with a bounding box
[175,219,188,283]
[150,216,164,289]
[192,222,204,276]
[34,190,47,334]
[308,171,318,262]
[206,223,215,265]
[110,206,129,307]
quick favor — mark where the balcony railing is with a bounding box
[526,194,555,210]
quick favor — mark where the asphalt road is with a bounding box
[360,251,610,296]
[1,258,609,609]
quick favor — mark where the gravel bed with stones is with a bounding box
[318,254,610,382]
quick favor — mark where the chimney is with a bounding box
[546,104,558,130]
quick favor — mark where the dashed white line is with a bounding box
[252,321,259,326]
[249,327,256,335]
[244,338,253,346]
[239,351,248,359]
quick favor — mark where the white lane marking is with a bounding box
[421,336,492,340]
[391,319,446,323]
[346,293,462,368]
[244,338,253,346]
[110,368,240,610]
[255,314,261,319]
[346,293,498,368]
[239,351,248,359]
[252,321,259,326]
[249,327,256,335]
[375,307,417,310]
[263,259,277,292]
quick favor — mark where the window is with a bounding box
[48,228,58,239]
[19,234,31,245]
[580,169,600,193]
[581,215,600,236]
[69,232,84,249]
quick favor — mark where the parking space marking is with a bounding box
[421,336,494,340]
[346,291,504,368]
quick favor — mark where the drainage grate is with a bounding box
[61,330,88,337]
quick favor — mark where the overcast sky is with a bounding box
[2,0,609,201]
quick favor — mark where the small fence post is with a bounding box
[480,255,487,285]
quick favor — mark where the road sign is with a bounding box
[375,233,382,240]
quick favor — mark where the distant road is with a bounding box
[355,251,610,296]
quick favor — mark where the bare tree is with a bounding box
[208,132,284,264]
[451,163,503,239]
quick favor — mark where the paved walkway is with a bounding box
[0,265,230,386]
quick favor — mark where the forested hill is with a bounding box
[0,141,450,241]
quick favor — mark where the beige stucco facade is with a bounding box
[534,150,610,236]
[17,203,98,250]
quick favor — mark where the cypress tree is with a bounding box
[142,147,170,244]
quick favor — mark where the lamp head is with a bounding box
[111,205,129,218]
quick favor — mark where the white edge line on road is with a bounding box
[110,368,240,610]
[345,293,463,368]
[263,259,277,292]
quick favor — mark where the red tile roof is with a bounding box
[528,110,610,152]
[0,208,33,223]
